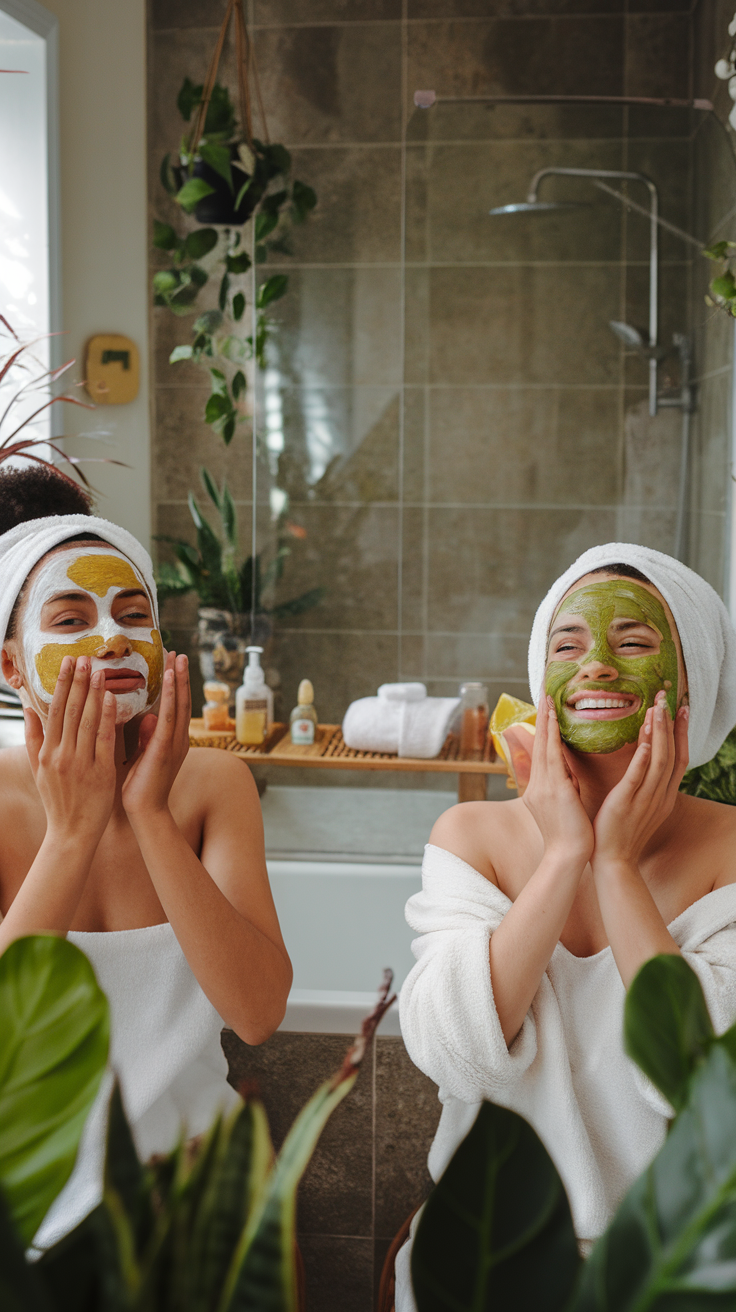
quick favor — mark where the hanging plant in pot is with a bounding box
[153,0,316,445]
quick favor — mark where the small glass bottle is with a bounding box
[202,680,230,731]
[290,679,318,744]
[459,682,490,761]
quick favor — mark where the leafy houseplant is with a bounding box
[411,951,736,1311]
[153,1,316,446]
[680,724,736,804]
[702,239,736,316]
[156,468,324,708]
[0,315,123,485]
[0,934,395,1311]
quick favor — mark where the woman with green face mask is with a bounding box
[394,545,736,1311]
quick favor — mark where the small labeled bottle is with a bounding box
[202,680,230,731]
[235,646,274,746]
[290,679,318,745]
[459,682,490,761]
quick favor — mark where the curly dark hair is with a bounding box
[0,464,93,536]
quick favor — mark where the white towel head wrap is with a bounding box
[528,542,736,769]
[0,513,159,646]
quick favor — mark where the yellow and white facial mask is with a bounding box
[20,545,164,724]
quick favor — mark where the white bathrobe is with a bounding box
[395,844,736,1311]
[32,923,240,1252]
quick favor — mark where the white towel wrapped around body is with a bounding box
[528,542,736,768]
[342,683,460,759]
[395,845,736,1311]
[31,924,239,1252]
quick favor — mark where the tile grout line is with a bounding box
[397,0,408,685]
[371,1026,378,1304]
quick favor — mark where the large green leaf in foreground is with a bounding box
[412,1101,581,1312]
[624,954,715,1113]
[0,936,109,1243]
[572,1040,736,1309]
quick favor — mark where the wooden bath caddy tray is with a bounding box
[188,721,511,801]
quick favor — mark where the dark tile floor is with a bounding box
[223,1030,441,1312]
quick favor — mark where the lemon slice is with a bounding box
[490,693,537,785]
[490,692,536,737]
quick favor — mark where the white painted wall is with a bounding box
[40,0,150,547]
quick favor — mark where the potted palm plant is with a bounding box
[156,468,324,712]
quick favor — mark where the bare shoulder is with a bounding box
[175,746,260,806]
[429,796,530,883]
[677,793,736,889]
[0,746,34,810]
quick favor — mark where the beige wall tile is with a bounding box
[407,16,624,101]
[270,504,400,631]
[425,505,617,634]
[256,0,400,19]
[422,264,622,386]
[266,267,402,389]
[286,146,401,264]
[409,0,623,13]
[406,100,626,145]
[153,387,254,501]
[625,13,691,99]
[253,23,401,144]
[275,386,400,503]
[407,139,625,266]
[268,630,400,722]
[426,386,622,505]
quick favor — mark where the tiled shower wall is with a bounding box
[149,1,735,766]
[690,0,736,594]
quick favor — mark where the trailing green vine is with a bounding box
[152,78,316,446]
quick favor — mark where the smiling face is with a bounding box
[544,575,681,754]
[9,542,164,725]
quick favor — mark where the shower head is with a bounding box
[489,200,589,215]
[609,320,647,349]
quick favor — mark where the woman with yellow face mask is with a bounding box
[0,463,292,1251]
[394,544,736,1312]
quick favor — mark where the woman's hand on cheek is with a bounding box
[122,652,191,821]
[592,692,689,870]
[522,696,594,867]
[25,655,117,843]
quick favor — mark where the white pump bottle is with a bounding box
[235,646,274,746]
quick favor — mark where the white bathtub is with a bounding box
[268,858,423,1036]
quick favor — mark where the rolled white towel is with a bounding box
[342,695,402,753]
[378,682,427,702]
[399,696,461,759]
[342,688,460,758]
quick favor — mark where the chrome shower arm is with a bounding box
[528,167,660,415]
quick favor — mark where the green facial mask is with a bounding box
[545,580,679,754]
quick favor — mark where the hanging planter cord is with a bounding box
[187,0,269,159]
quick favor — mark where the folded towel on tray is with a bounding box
[342,683,460,758]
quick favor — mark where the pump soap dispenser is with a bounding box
[235,646,274,746]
